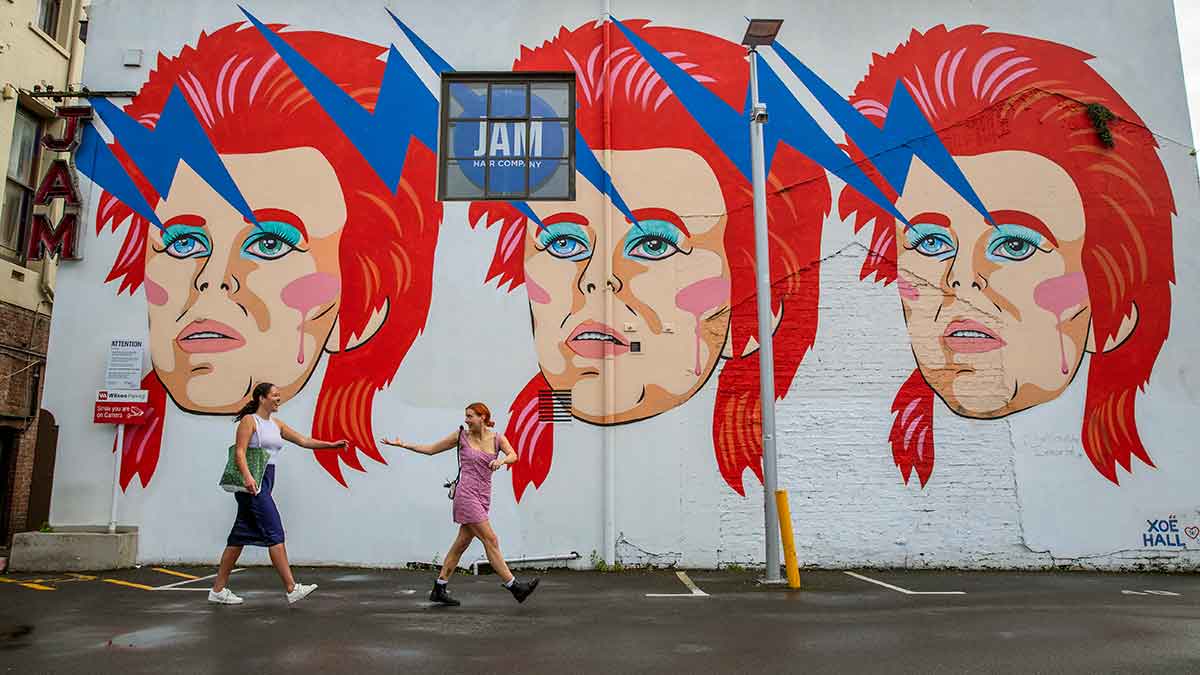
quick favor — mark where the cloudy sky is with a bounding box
[1177,0,1200,146]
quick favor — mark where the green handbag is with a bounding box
[219,444,269,494]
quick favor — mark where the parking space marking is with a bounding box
[104,579,156,591]
[0,577,55,591]
[153,569,243,591]
[844,571,966,595]
[647,571,709,598]
[152,568,199,580]
[1123,589,1182,596]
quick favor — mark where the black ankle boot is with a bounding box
[430,581,460,606]
[507,577,540,603]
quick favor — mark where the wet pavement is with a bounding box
[1,565,1198,673]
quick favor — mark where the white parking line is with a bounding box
[844,571,966,595]
[153,569,243,591]
[1123,589,1181,596]
[646,571,709,598]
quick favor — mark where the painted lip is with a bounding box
[176,319,246,354]
[942,319,1006,354]
[567,321,630,359]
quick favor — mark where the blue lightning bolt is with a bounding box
[75,122,164,229]
[769,40,992,225]
[389,13,640,230]
[90,88,258,226]
[240,7,436,193]
[609,17,907,225]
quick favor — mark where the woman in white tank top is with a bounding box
[208,382,348,606]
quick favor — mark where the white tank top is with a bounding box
[250,414,285,465]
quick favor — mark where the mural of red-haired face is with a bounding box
[526,147,732,424]
[147,148,346,413]
[94,22,442,487]
[893,151,1113,418]
[839,24,1174,485]
[472,20,829,497]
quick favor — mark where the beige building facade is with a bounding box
[0,0,86,556]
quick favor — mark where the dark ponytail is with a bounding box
[234,382,276,421]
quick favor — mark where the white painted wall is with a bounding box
[42,0,1200,570]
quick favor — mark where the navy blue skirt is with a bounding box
[227,464,285,547]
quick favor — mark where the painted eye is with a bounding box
[627,236,680,261]
[165,235,209,259]
[991,237,1038,261]
[546,235,588,260]
[914,235,954,257]
[243,235,295,261]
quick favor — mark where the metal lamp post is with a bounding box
[741,18,784,583]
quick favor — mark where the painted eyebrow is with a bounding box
[541,212,590,227]
[989,209,1059,247]
[629,208,690,237]
[907,212,951,229]
[251,208,310,241]
[162,214,206,229]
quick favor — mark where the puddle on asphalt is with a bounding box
[107,624,199,649]
[0,624,33,650]
[332,574,374,583]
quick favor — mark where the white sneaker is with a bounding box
[208,588,243,605]
[286,582,317,605]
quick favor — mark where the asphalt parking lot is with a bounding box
[2,565,1198,673]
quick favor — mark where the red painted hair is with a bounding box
[838,25,1175,486]
[98,23,442,488]
[470,20,831,498]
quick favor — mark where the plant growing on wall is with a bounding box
[1086,103,1116,148]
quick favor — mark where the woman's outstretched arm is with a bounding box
[380,431,459,455]
[276,420,348,451]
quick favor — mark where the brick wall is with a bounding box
[0,300,50,545]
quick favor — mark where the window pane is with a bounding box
[530,160,571,200]
[447,83,487,119]
[489,84,527,118]
[446,121,487,159]
[443,160,485,199]
[438,76,574,201]
[531,83,571,118]
[8,111,39,184]
[37,0,61,38]
[1,182,26,250]
[487,161,527,197]
[487,121,528,159]
[529,120,569,158]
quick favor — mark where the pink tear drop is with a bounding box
[1033,272,1088,375]
[281,272,341,365]
[675,276,731,376]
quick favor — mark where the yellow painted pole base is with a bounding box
[775,489,802,589]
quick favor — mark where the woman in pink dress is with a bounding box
[382,403,539,606]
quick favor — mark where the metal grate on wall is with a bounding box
[537,389,571,423]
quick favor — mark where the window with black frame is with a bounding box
[2,109,41,262]
[438,74,575,201]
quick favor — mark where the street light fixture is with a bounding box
[740,19,784,47]
[740,18,783,583]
